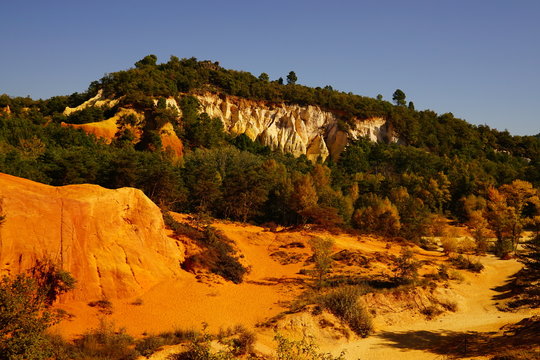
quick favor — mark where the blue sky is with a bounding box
[1,0,538,135]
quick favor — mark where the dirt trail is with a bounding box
[333,255,537,359]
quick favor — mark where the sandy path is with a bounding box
[332,255,537,359]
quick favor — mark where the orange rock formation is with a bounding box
[0,173,184,301]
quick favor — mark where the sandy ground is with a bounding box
[51,219,538,359]
[329,255,538,360]
[52,221,308,338]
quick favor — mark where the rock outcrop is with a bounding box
[62,103,184,158]
[62,91,396,161]
[0,173,184,301]
[195,93,396,161]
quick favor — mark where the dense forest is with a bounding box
[1,55,539,257]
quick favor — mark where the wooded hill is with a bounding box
[1,55,539,256]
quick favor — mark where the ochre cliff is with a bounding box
[63,92,395,161]
[63,96,183,158]
[0,173,184,301]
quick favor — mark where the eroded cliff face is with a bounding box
[194,93,395,161]
[63,92,395,161]
[0,173,184,301]
[62,95,184,158]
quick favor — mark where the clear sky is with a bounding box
[1,0,538,135]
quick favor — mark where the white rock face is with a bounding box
[64,91,396,161]
[63,90,120,116]
[193,93,396,161]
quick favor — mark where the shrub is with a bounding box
[168,330,234,360]
[450,254,484,272]
[440,236,459,255]
[0,264,76,360]
[163,212,204,241]
[30,258,77,305]
[274,333,346,360]
[229,325,256,356]
[318,286,373,337]
[0,275,60,360]
[421,305,443,319]
[308,237,334,288]
[448,270,465,282]
[72,320,138,360]
[211,252,247,285]
[437,264,449,280]
[131,298,143,306]
[88,299,113,315]
[136,336,165,358]
[439,299,458,312]
[64,106,106,124]
[138,327,199,357]
[393,248,420,284]
[163,213,247,284]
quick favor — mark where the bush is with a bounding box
[421,305,443,319]
[217,325,256,356]
[136,336,165,358]
[72,320,138,360]
[88,299,113,315]
[0,265,76,360]
[274,333,346,360]
[440,236,459,254]
[163,213,247,284]
[64,106,106,124]
[393,248,420,284]
[450,254,484,272]
[163,212,204,241]
[231,328,256,356]
[168,330,234,360]
[439,299,458,312]
[137,328,199,357]
[308,237,334,288]
[318,286,373,337]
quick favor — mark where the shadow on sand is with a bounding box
[376,322,540,358]
[491,269,522,302]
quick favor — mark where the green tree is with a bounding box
[220,151,273,222]
[258,72,270,82]
[392,89,406,106]
[467,210,491,254]
[0,264,75,360]
[486,180,539,256]
[134,54,158,68]
[286,71,297,85]
[352,194,401,237]
[309,237,334,288]
[394,248,420,284]
[291,174,318,223]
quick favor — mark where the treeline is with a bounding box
[30,54,537,165]
[2,55,539,169]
